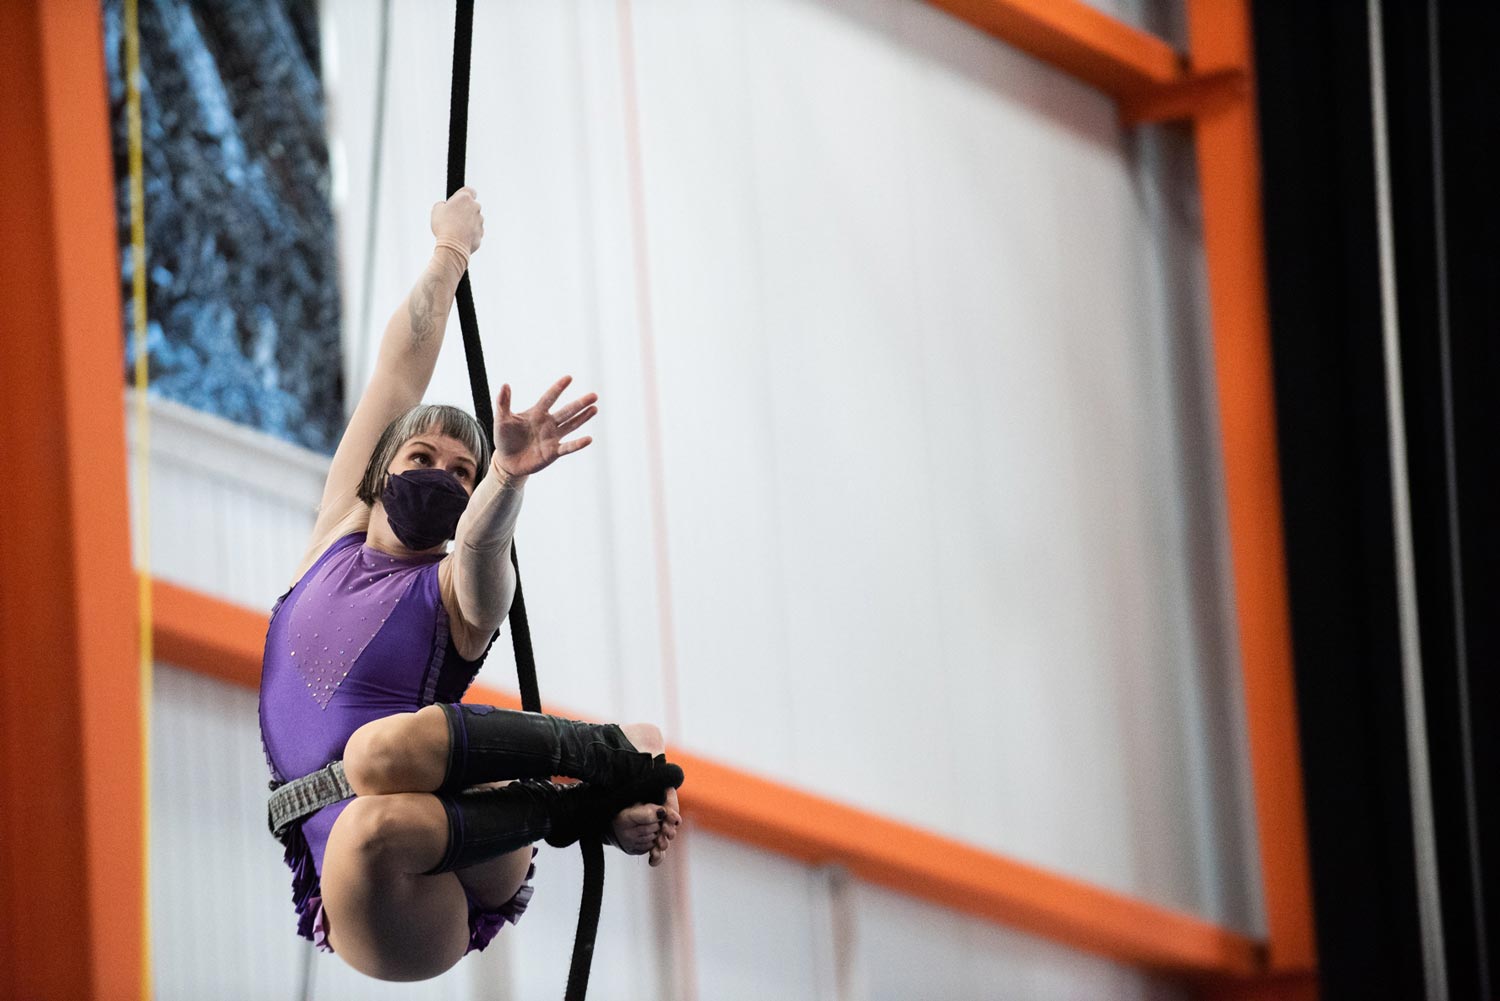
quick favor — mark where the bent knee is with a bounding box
[345,707,449,794]
[332,794,447,873]
[333,796,406,868]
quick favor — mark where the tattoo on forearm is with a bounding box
[408,268,443,347]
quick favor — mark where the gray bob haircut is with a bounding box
[356,404,492,506]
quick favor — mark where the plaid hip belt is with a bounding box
[267,760,353,839]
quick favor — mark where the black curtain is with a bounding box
[1252,2,1500,999]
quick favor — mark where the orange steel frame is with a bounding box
[1,1,1315,999]
[1,3,144,1000]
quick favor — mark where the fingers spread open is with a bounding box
[557,436,593,457]
[557,406,598,436]
[537,375,573,411]
[496,383,512,416]
[552,393,599,426]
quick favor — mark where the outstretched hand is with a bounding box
[493,376,598,478]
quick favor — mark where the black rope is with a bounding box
[444,0,495,439]
[446,5,604,998]
[443,0,534,714]
[444,0,473,201]
[506,564,542,713]
[566,838,607,1000]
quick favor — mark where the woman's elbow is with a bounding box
[458,576,515,637]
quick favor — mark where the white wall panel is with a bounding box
[622,0,1259,931]
[127,392,325,606]
[686,835,839,1001]
[684,830,1192,1001]
[854,881,1187,1001]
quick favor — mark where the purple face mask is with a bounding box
[381,467,470,550]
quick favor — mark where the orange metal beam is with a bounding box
[1118,68,1250,126]
[923,0,1184,96]
[153,580,270,688]
[1197,971,1319,1001]
[154,578,1261,977]
[1185,0,1317,978]
[0,1,143,998]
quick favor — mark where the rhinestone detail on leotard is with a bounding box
[282,544,435,709]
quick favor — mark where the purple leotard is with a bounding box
[258,532,532,953]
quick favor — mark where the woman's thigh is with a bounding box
[320,793,471,982]
[454,845,534,909]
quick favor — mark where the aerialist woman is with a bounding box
[258,188,684,982]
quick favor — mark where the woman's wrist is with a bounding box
[489,456,528,489]
[432,238,471,274]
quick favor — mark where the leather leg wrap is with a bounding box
[439,703,562,793]
[424,757,688,874]
[438,703,666,793]
[426,781,557,875]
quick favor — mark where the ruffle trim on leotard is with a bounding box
[280,820,537,955]
[279,822,324,945]
[461,847,538,954]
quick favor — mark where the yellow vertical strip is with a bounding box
[123,0,154,997]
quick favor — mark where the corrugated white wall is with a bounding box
[323,0,1258,926]
[134,0,1252,996]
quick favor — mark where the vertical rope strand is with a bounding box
[123,0,154,997]
[443,6,600,997]
[1368,1,1449,995]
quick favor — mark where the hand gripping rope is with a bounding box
[445,4,607,998]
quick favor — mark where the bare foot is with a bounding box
[612,722,680,865]
[611,796,681,859]
[620,722,663,755]
[648,786,681,867]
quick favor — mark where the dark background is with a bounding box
[1254,2,1500,998]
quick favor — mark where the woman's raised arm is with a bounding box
[305,190,485,549]
[441,378,598,658]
